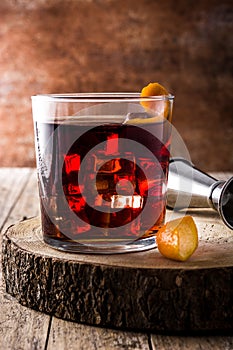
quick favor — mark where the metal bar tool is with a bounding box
[167,158,233,230]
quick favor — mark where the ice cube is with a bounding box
[96,158,122,173]
[64,154,80,173]
[111,195,143,209]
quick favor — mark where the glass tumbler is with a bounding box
[31,93,174,253]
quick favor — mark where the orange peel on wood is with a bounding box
[156,216,198,262]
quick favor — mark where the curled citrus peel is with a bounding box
[156,216,198,262]
[125,82,171,124]
[126,82,170,124]
[140,82,169,105]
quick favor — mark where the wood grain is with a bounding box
[0,169,50,350]
[2,209,233,332]
[0,168,151,349]
[0,290,50,350]
[151,335,233,350]
[0,168,31,230]
[1,169,233,349]
[47,317,150,350]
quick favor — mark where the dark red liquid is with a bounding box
[36,119,171,244]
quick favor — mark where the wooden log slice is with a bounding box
[2,212,233,333]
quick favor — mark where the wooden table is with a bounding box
[0,168,233,350]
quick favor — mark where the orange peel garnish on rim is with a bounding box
[140,82,170,120]
[141,82,168,101]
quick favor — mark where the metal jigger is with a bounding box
[167,158,233,230]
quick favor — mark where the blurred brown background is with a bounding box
[0,0,232,171]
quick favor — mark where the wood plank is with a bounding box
[0,168,39,281]
[0,291,51,350]
[47,317,150,350]
[0,168,50,350]
[1,168,40,232]
[151,334,233,350]
[0,167,32,229]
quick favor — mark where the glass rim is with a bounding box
[31,92,174,103]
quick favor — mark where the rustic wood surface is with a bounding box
[1,168,233,349]
[2,214,233,332]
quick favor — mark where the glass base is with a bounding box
[43,235,156,254]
